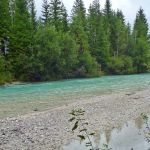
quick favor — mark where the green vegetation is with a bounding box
[0,0,150,83]
[142,113,150,143]
[69,108,112,150]
[69,110,150,150]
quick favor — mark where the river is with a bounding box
[0,74,150,118]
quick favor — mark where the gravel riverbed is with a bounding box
[0,88,150,150]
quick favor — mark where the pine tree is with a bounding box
[103,0,113,54]
[41,0,50,24]
[116,9,125,24]
[28,0,37,31]
[125,22,132,55]
[49,0,68,31]
[71,0,88,53]
[132,8,150,73]
[87,0,110,71]
[71,0,99,77]
[88,1,101,52]
[103,0,112,18]
[72,0,86,28]
[115,11,127,56]
[60,3,68,32]
[133,7,149,39]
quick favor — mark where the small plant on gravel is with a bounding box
[141,113,150,143]
[69,110,150,150]
[69,108,112,150]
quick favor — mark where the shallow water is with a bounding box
[0,74,150,118]
[63,115,150,150]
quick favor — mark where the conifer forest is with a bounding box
[0,0,150,84]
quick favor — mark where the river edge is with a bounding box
[0,88,150,150]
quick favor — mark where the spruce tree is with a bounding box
[132,8,150,73]
[103,0,113,54]
[71,0,99,77]
[28,0,37,31]
[133,7,149,39]
[72,0,86,28]
[60,3,68,32]
[116,9,125,24]
[41,0,50,24]
[87,0,110,71]
[103,0,112,18]
[49,0,68,31]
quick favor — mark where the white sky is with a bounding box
[35,0,150,26]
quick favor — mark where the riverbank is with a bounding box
[0,87,150,150]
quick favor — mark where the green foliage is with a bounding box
[49,0,68,31]
[0,55,13,84]
[41,0,50,24]
[69,109,112,150]
[35,26,61,80]
[28,0,37,31]
[132,38,150,73]
[141,113,150,143]
[107,56,134,75]
[132,8,150,73]
[0,0,150,84]
[0,72,13,85]
[34,26,78,80]
[88,1,110,71]
[69,109,95,149]
[133,8,149,39]
[78,51,100,77]
[0,0,10,37]
[58,32,78,78]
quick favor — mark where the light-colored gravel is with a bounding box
[0,88,150,150]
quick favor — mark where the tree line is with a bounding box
[0,0,150,84]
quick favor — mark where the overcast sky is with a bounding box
[35,0,150,27]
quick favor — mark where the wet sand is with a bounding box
[0,88,150,150]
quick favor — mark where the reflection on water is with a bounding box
[63,115,150,150]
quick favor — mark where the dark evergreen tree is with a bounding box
[103,0,113,54]
[72,0,86,28]
[103,0,112,18]
[28,0,37,31]
[133,7,149,39]
[132,8,150,73]
[60,3,68,32]
[116,9,125,24]
[87,0,110,71]
[41,0,50,24]
[49,0,68,31]
[71,0,99,77]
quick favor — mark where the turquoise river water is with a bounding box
[0,74,150,118]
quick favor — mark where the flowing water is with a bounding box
[63,114,150,150]
[0,74,150,118]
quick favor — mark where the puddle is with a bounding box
[63,114,150,150]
